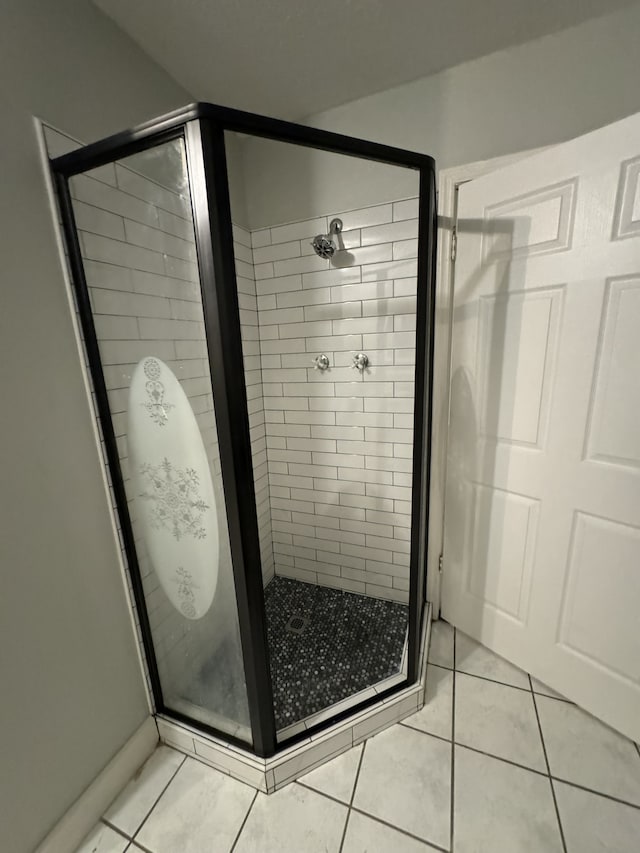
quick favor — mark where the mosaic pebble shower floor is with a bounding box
[264,577,408,729]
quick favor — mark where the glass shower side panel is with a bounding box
[226,131,274,591]
[67,137,251,742]
[227,133,421,735]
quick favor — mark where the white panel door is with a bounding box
[442,113,640,741]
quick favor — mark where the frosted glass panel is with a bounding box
[69,138,251,742]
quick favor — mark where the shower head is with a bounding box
[311,218,343,259]
[311,233,336,259]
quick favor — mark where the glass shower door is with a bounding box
[227,133,427,737]
[65,136,252,742]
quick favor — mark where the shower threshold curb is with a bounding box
[156,604,431,793]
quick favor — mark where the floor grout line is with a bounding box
[93,635,638,853]
[349,742,366,807]
[299,735,450,852]
[126,841,152,853]
[229,789,258,853]
[122,833,154,853]
[359,695,640,817]
[428,661,453,673]
[530,674,568,853]
[337,809,352,852]
[338,740,367,852]
[394,720,552,777]
[397,726,640,816]
[550,776,640,813]
[348,805,450,853]
[398,720,451,744]
[429,657,575,700]
[298,774,449,853]
[124,752,187,845]
[449,627,456,852]
[454,740,549,778]
[431,627,573,705]
[296,780,349,809]
[101,818,133,841]
[455,668,532,693]
[529,691,573,705]
[458,667,575,701]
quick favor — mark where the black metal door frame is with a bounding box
[51,102,436,758]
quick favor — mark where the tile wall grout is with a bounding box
[236,223,276,588]
[248,200,420,603]
[251,196,419,236]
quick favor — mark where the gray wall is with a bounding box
[0,2,190,851]
[4,3,640,848]
[243,2,640,227]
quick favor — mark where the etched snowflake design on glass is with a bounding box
[139,458,209,540]
[141,379,175,426]
[140,358,174,425]
[175,566,199,618]
[143,358,161,380]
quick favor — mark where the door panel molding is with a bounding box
[441,113,640,740]
[583,274,640,469]
[612,155,640,241]
[475,285,564,449]
[481,177,578,263]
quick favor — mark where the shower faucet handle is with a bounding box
[313,354,330,372]
[351,352,369,372]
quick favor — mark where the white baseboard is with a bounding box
[35,717,158,853]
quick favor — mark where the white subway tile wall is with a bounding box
[251,202,418,603]
[234,227,275,587]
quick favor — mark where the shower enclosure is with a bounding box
[51,102,436,760]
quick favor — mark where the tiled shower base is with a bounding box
[265,577,408,731]
[157,605,430,793]
[164,578,409,745]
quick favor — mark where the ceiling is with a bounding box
[94,0,636,120]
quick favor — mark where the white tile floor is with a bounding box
[76,621,640,853]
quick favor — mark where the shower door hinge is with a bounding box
[450,227,457,262]
[438,553,444,573]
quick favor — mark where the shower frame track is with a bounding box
[50,101,437,760]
